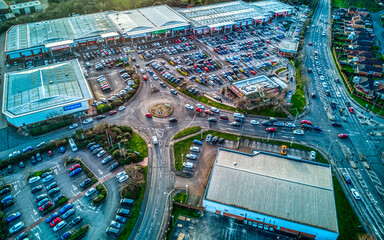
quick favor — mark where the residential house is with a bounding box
[348,50,375,60]
[353,40,374,48]
[355,76,373,95]
[348,7,358,15]
[359,58,383,68]
[354,45,371,52]
[357,64,382,77]
[358,8,369,17]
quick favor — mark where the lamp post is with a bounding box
[372,94,380,110]
[181,154,184,165]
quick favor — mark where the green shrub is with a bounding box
[97,104,113,114]
[123,132,131,139]
[112,149,121,159]
[0,211,8,239]
[111,127,122,135]
[120,126,132,133]
[68,225,90,240]
[113,99,124,107]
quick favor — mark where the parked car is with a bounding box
[85,188,96,197]
[70,168,82,176]
[6,212,21,223]
[80,179,92,188]
[9,221,24,234]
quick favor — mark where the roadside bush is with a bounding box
[68,225,90,240]
[0,211,8,239]
[112,150,121,159]
[117,136,122,142]
[112,99,124,107]
[120,126,132,134]
[111,127,122,135]
[123,132,131,139]
[93,184,107,205]
[97,104,113,114]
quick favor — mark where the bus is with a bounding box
[69,138,78,152]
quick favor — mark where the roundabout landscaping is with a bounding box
[149,103,174,118]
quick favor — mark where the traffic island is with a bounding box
[149,103,174,118]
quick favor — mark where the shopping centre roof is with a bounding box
[108,5,190,36]
[178,1,268,28]
[2,59,92,117]
[5,12,117,52]
[250,0,293,14]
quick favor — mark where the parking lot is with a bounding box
[1,142,133,239]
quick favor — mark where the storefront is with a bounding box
[100,32,119,46]
[45,40,73,57]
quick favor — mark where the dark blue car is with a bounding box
[193,140,202,145]
[314,126,322,132]
[90,144,100,151]
[70,168,82,177]
[58,231,72,240]
[59,203,73,214]
[46,212,60,223]
[6,212,20,223]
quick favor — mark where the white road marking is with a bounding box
[72,185,77,191]
[33,209,38,215]
[35,233,41,239]
[14,190,20,197]
[98,169,103,175]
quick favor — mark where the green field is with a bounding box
[333,0,380,12]
[129,132,148,158]
[173,126,202,140]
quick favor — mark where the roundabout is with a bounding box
[149,103,174,118]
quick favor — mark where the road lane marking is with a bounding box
[14,190,21,197]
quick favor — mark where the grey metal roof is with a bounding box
[178,1,268,28]
[0,0,8,10]
[205,148,338,233]
[6,12,117,52]
[108,5,190,36]
[279,39,299,53]
[10,1,40,10]
[250,0,293,14]
[3,59,92,117]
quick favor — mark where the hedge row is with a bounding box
[0,211,8,240]
[68,225,90,240]
[92,184,107,205]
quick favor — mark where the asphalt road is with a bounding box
[304,0,384,238]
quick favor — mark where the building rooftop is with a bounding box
[108,5,190,37]
[279,39,299,53]
[178,1,268,28]
[232,75,287,96]
[0,0,8,10]
[10,1,40,9]
[205,148,338,233]
[250,0,293,14]
[2,59,92,118]
[6,12,117,52]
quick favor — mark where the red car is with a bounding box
[301,120,312,125]
[69,164,80,171]
[266,127,276,132]
[338,134,349,138]
[143,75,148,80]
[349,107,355,113]
[188,35,194,39]
[220,115,229,120]
[48,150,53,157]
[264,53,270,56]
[205,110,213,115]
[309,42,312,45]
[203,67,209,72]
[196,107,203,113]
[109,110,117,115]
[250,70,256,75]
[50,217,61,227]
[39,202,52,212]
[146,113,152,118]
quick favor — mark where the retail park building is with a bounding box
[4,0,294,63]
[203,148,339,240]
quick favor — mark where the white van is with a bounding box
[190,147,200,153]
[183,162,194,168]
[233,113,244,118]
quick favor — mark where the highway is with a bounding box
[304,0,384,238]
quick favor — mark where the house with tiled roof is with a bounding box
[348,7,358,15]
[357,64,382,77]
[359,58,383,68]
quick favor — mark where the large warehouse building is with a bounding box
[4,0,294,62]
[203,148,339,240]
[2,59,93,127]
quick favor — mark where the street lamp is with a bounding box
[327,140,338,155]
[181,154,184,165]
[372,94,380,110]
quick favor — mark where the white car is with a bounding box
[196,104,205,110]
[83,118,93,124]
[116,171,127,179]
[68,123,79,130]
[140,69,145,74]
[250,120,259,125]
[53,221,66,232]
[336,92,341,97]
[310,151,316,160]
[320,76,325,81]
[9,221,24,234]
[118,106,126,111]
[152,136,158,144]
[110,220,121,229]
[351,188,361,200]
[85,188,96,197]
[119,175,129,183]
[28,176,41,184]
[8,151,20,158]
[285,123,296,128]
[322,83,327,88]
[322,32,326,36]
[293,130,304,135]
[97,150,106,158]
[185,104,194,110]
[183,162,193,168]
[210,107,219,113]
[37,142,46,148]
[153,75,159,80]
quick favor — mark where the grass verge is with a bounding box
[288,61,306,116]
[332,0,380,12]
[173,126,202,140]
[333,177,365,239]
[129,132,148,159]
[173,192,188,204]
[117,166,147,240]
